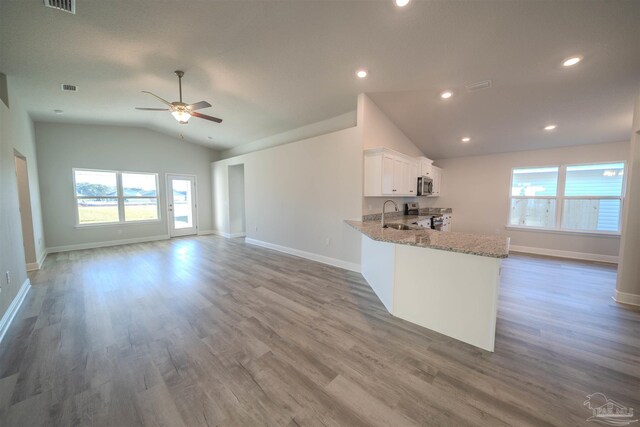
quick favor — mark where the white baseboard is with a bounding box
[0,278,31,344]
[47,235,170,254]
[211,230,246,238]
[509,245,618,264]
[25,249,48,272]
[197,230,215,236]
[245,238,361,273]
[613,290,640,307]
[211,230,231,238]
[37,249,48,269]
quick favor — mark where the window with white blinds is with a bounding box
[509,162,625,233]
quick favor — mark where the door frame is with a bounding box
[165,173,198,237]
[13,150,38,270]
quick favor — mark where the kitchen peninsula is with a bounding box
[346,218,510,352]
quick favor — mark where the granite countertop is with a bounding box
[346,219,510,259]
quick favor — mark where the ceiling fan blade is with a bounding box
[191,111,223,123]
[141,91,173,107]
[188,101,212,111]
[135,107,170,111]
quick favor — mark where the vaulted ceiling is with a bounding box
[1,0,639,158]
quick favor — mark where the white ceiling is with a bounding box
[1,0,639,159]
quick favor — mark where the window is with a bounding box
[508,162,625,234]
[562,163,624,232]
[73,169,159,225]
[510,167,559,228]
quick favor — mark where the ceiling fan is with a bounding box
[136,70,222,124]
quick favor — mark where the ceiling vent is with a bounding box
[44,0,75,14]
[466,80,492,92]
[60,84,78,92]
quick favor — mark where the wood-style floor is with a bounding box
[0,236,638,426]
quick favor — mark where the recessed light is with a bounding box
[461,137,471,143]
[53,109,64,114]
[395,0,410,7]
[440,91,453,99]
[544,124,557,131]
[562,56,582,67]
[356,69,368,79]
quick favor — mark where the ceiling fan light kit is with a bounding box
[135,70,222,125]
[171,110,191,123]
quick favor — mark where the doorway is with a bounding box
[167,174,198,237]
[228,164,246,237]
[14,152,37,270]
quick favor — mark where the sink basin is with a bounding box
[383,223,413,230]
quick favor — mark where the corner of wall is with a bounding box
[0,74,44,322]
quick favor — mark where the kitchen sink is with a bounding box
[383,223,414,230]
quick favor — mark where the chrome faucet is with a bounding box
[382,200,399,228]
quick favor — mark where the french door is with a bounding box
[167,174,197,237]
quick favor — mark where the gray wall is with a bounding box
[35,123,218,250]
[228,164,245,235]
[0,73,46,320]
[435,140,629,258]
[212,126,363,269]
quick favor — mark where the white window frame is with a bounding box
[506,161,626,236]
[73,168,161,227]
[508,165,560,230]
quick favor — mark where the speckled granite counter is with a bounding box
[346,220,510,258]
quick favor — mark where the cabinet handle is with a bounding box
[393,189,396,192]
[410,190,414,192]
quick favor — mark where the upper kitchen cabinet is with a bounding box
[418,156,442,197]
[364,148,418,197]
[419,157,434,178]
[430,165,443,197]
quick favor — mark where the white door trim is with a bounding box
[166,174,198,237]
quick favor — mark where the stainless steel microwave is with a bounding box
[417,176,433,196]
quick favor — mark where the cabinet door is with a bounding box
[393,158,404,195]
[381,154,395,195]
[434,167,442,195]
[421,162,432,177]
[407,163,418,196]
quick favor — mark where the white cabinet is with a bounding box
[442,213,452,231]
[409,162,418,195]
[417,218,431,228]
[393,157,404,195]
[364,148,419,197]
[430,166,443,197]
[419,158,433,178]
[381,153,395,194]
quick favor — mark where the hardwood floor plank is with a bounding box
[0,236,637,426]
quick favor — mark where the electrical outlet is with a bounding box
[5,271,10,285]
[254,226,258,232]
[325,237,331,246]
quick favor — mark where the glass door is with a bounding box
[167,174,197,237]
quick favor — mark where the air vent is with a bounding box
[60,84,78,92]
[466,80,492,92]
[44,0,75,14]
